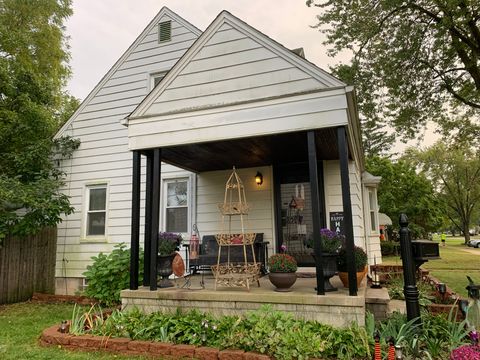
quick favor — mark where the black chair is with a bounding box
[189,233,268,274]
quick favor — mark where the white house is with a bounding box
[54,7,381,296]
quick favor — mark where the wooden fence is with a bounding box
[0,227,57,304]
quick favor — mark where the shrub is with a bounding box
[337,246,368,272]
[91,305,370,360]
[83,243,143,306]
[380,241,399,256]
[268,253,297,272]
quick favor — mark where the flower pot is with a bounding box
[312,253,338,292]
[157,253,176,288]
[268,272,297,292]
[338,267,367,288]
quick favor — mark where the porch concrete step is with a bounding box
[365,286,390,321]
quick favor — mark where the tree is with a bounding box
[308,1,480,141]
[0,0,79,243]
[407,142,480,243]
[333,63,396,156]
[366,156,443,239]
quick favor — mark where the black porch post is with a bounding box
[307,131,325,295]
[130,150,141,290]
[337,126,357,296]
[143,151,153,286]
[149,148,161,291]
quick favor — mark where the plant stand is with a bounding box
[213,168,260,290]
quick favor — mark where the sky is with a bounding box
[65,0,336,101]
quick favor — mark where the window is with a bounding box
[85,184,107,237]
[158,21,172,43]
[368,189,377,232]
[150,71,167,89]
[163,179,189,233]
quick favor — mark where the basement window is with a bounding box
[158,21,172,43]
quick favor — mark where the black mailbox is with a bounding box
[411,240,440,267]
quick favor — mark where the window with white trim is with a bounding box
[150,71,167,90]
[163,178,189,233]
[85,184,107,236]
[368,188,377,232]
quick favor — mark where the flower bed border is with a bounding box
[40,324,272,359]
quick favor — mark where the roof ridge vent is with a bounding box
[291,47,305,58]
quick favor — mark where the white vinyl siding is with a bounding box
[195,166,275,256]
[55,11,200,279]
[145,23,327,116]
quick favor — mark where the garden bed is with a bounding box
[375,265,467,320]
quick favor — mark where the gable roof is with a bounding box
[128,10,345,120]
[55,6,201,139]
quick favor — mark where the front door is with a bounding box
[273,162,325,266]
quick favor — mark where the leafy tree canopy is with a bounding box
[405,142,480,243]
[308,1,480,143]
[0,0,79,242]
[366,156,443,239]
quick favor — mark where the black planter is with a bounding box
[157,253,176,288]
[313,253,338,292]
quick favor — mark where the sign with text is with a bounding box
[329,212,345,235]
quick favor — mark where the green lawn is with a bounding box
[383,236,480,298]
[0,302,147,360]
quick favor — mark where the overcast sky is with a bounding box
[65,0,339,100]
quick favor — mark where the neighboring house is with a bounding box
[55,7,382,295]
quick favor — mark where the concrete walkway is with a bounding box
[460,248,480,255]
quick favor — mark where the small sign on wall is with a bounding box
[329,212,344,235]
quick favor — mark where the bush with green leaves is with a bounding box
[88,305,371,360]
[83,243,143,306]
[380,241,399,256]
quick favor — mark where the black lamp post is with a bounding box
[399,214,421,325]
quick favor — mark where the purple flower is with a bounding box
[471,330,479,344]
[280,244,287,253]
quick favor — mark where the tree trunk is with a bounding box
[463,222,471,244]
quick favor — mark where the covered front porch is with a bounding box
[127,123,363,295]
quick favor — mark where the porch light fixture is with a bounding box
[255,172,263,186]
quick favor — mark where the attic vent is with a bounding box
[158,21,172,43]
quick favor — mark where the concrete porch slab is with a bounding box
[121,274,368,327]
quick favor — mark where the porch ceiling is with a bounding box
[149,128,350,172]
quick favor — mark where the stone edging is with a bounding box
[40,324,271,359]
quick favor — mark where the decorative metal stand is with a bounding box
[212,168,260,290]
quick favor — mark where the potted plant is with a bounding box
[306,228,343,292]
[157,232,182,288]
[268,252,297,292]
[337,245,368,288]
